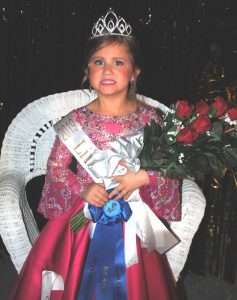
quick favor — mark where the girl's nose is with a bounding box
[103,63,113,74]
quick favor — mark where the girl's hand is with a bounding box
[81,183,109,207]
[109,168,149,200]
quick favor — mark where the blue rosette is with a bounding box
[77,190,132,300]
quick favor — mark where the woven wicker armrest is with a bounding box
[0,169,38,272]
[166,179,206,281]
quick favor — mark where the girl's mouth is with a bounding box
[100,80,116,85]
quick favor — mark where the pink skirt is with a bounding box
[10,202,179,300]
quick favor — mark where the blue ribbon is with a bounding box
[77,190,132,300]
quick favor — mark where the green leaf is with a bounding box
[210,121,224,141]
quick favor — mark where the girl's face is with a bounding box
[88,43,140,98]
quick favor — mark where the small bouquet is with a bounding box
[139,96,237,180]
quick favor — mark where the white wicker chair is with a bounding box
[0,89,206,281]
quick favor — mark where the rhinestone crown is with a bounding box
[91,8,132,38]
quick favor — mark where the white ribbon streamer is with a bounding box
[41,270,64,300]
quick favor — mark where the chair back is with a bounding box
[0,90,205,280]
[1,90,97,183]
[0,90,166,271]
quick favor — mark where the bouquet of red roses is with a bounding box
[139,96,237,180]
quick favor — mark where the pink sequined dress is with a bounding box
[10,102,181,300]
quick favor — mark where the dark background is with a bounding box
[1,0,237,299]
[1,0,237,144]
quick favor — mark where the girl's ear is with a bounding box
[84,68,90,82]
[131,67,141,81]
[81,68,90,88]
[85,68,89,78]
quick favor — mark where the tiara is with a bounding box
[91,8,132,38]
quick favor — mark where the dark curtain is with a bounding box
[1,0,237,286]
[2,0,236,145]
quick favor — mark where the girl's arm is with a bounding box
[109,168,181,221]
[37,136,87,219]
[139,110,181,221]
[139,170,181,221]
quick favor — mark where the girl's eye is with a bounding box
[114,60,124,66]
[94,59,104,66]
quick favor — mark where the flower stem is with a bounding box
[70,209,89,233]
[224,125,237,133]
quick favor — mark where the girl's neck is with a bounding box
[89,94,137,116]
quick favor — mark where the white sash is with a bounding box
[54,112,179,266]
[54,112,141,189]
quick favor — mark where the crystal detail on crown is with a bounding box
[91,8,132,38]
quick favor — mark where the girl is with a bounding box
[10,9,181,300]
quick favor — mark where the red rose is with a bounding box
[177,127,194,144]
[191,115,212,134]
[227,107,237,120]
[211,96,228,118]
[176,100,193,120]
[195,99,209,116]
